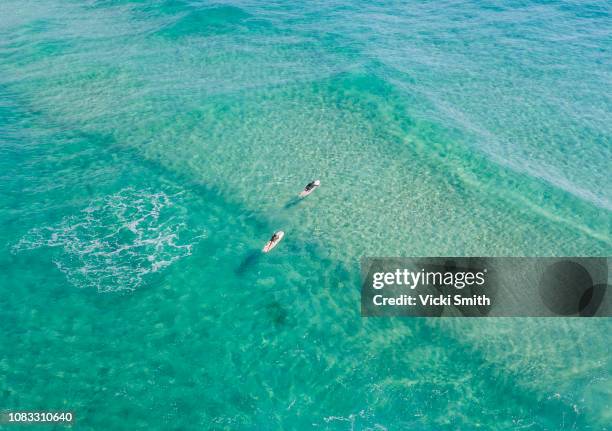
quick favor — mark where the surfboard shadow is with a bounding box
[283,197,302,209]
[235,250,261,276]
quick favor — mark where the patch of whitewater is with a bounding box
[12,188,205,292]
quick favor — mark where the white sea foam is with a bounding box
[12,188,204,292]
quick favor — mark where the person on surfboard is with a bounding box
[304,181,318,192]
[299,180,320,197]
[263,231,284,253]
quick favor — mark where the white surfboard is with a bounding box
[299,180,321,198]
[262,231,284,253]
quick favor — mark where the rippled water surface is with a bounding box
[1,0,611,429]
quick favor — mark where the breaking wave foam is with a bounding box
[13,188,203,292]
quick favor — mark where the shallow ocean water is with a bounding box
[1,0,611,429]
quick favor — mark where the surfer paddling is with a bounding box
[263,179,321,253]
[262,231,284,253]
[299,180,321,198]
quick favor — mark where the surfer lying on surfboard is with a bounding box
[299,180,320,198]
[262,231,284,253]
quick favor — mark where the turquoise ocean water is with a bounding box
[1,0,611,429]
